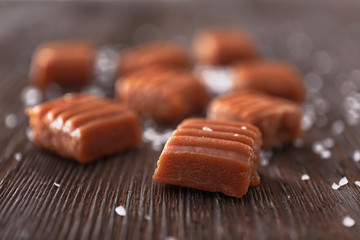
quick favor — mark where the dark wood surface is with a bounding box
[1,1,360,239]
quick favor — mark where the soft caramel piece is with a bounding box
[26,94,142,163]
[30,40,95,89]
[208,91,303,148]
[115,67,209,123]
[117,42,192,75]
[153,118,262,198]
[232,61,306,103]
[192,27,258,66]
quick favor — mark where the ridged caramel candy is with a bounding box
[30,40,95,89]
[117,42,192,75]
[26,94,142,163]
[192,27,258,66]
[153,118,262,198]
[208,91,303,148]
[232,61,306,103]
[116,67,209,123]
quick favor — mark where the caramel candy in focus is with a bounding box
[232,61,306,103]
[192,27,258,66]
[26,94,142,163]
[116,67,209,123]
[208,91,303,148]
[30,40,95,89]
[153,118,262,198]
[118,42,192,75]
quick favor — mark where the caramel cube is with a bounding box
[116,67,209,123]
[26,94,142,163]
[30,40,95,89]
[192,27,258,66]
[117,42,192,75]
[232,61,306,103]
[208,91,303,148]
[153,118,262,198]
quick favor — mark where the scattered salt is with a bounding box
[234,134,239,137]
[322,138,335,149]
[260,150,273,166]
[301,174,310,181]
[332,183,340,190]
[241,126,247,130]
[339,177,348,186]
[54,183,60,187]
[143,127,173,151]
[26,127,33,142]
[144,215,151,221]
[21,86,42,106]
[301,114,315,131]
[352,150,360,162]
[202,126,213,132]
[342,216,355,228]
[331,120,345,135]
[115,206,126,216]
[5,113,17,129]
[355,181,360,187]
[312,142,324,154]
[198,67,233,95]
[320,150,331,159]
[14,152,22,161]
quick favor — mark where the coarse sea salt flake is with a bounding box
[14,152,22,161]
[332,183,340,190]
[54,183,60,187]
[301,174,310,181]
[320,150,331,159]
[353,150,360,162]
[355,181,360,187]
[202,126,213,132]
[5,113,17,129]
[115,206,126,216]
[339,177,348,186]
[342,216,355,228]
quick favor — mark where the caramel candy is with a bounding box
[30,40,95,89]
[26,94,142,163]
[192,27,258,66]
[117,42,192,75]
[153,118,262,198]
[208,91,303,148]
[116,67,209,123]
[232,61,306,103]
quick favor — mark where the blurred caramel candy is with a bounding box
[208,91,303,148]
[116,67,209,123]
[117,42,192,75]
[30,40,95,89]
[232,61,306,103]
[153,118,262,198]
[26,94,141,163]
[192,27,258,66]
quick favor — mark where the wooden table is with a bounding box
[1,1,360,239]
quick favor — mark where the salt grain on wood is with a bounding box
[5,113,17,129]
[301,174,310,181]
[14,152,22,161]
[352,150,360,162]
[115,206,126,216]
[342,216,355,228]
[355,181,360,187]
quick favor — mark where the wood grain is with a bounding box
[1,1,360,239]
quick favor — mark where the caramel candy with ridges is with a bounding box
[116,67,209,123]
[153,118,262,198]
[117,42,192,75]
[30,40,95,89]
[192,27,258,66]
[208,91,303,148]
[232,61,306,103]
[26,94,142,163]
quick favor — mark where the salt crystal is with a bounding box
[5,113,17,129]
[353,150,360,162]
[322,138,335,149]
[287,195,291,199]
[115,206,126,216]
[14,152,22,161]
[143,127,173,151]
[54,183,60,187]
[342,216,355,228]
[312,142,324,154]
[241,126,247,130]
[301,174,310,181]
[320,150,331,159]
[339,177,348,186]
[355,181,360,187]
[331,120,345,135]
[301,114,315,131]
[202,126,213,132]
[260,150,273,166]
[234,134,239,137]
[21,86,42,106]
[144,215,151,221]
[165,237,177,240]
[198,67,233,95]
[332,183,340,190]
[26,127,33,142]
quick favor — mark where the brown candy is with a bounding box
[117,42,192,75]
[232,61,306,103]
[153,118,262,198]
[192,27,258,66]
[115,67,209,123]
[30,40,95,89]
[26,94,142,163]
[208,91,303,148]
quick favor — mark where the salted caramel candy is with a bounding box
[192,27,258,66]
[232,61,306,103]
[116,67,209,123]
[208,91,303,148]
[30,40,95,89]
[117,42,192,75]
[153,118,262,198]
[26,94,142,163]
